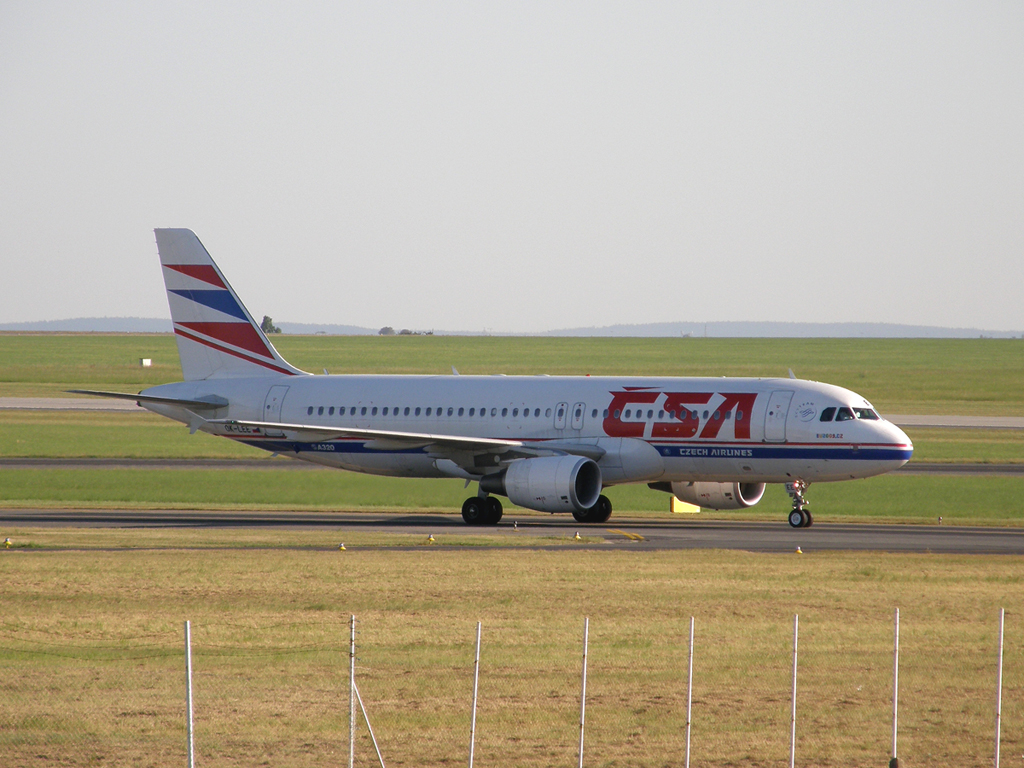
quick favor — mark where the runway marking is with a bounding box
[607,529,645,541]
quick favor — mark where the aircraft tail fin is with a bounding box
[155,228,306,381]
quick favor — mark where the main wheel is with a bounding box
[788,509,805,528]
[572,495,613,523]
[483,496,503,525]
[803,510,813,527]
[462,497,485,525]
[590,495,612,523]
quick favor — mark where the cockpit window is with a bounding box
[854,408,880,420]
[835,407,855,422]
[819,407,836,422]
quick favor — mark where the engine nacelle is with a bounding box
[670,481,766,510]
[480,456,602,513]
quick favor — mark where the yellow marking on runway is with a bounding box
[607,529,645,541]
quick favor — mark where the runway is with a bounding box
[2,508,1022,554]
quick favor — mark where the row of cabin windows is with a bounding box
[616,409,741,421]
[819,407,880,422]
[308,405,563,419]
[304,404,741,423]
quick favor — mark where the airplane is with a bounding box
[73,229,913,528]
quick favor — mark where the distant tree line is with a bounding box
[378,327,433,336]
[260,316,281,334]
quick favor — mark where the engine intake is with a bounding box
[480,456,602,513]
[668,481,766,510]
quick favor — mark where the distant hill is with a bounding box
[1,317,1020,338]
[538,321,1024,339]
[0,317,173,333]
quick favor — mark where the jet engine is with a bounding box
[669,481,766,510]
[480,456,602,513]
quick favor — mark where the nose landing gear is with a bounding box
[786,481,813,528]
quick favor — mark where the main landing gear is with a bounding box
[572,495,613,524]
[786,481,813,528]
[462,495,503,526]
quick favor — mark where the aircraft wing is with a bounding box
[200,417,605,466]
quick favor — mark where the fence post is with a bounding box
[578,617,589,768]
[890,607,900,768]
[790,614,798,768]
[995,607,1004,768]
[685,616,694,768]
[469,621,482,768]
[350,615,356,768]
[184,620,195,768]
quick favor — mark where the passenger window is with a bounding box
[819,407,836,422]
[501,408,508,417]
[835,407,855,422]
[318,406,324,416]
[545,408,552,417]
[361,407,367,416]
[625,410,631,418]
[646,410,653,419]
[513,408,519,417]
[415,407,421,416]
[458,407,464,416]
[491,408,497,416]
[736,411,743,420]
[535,408,540,417]
[447,407,454,417]
[425,407,432,416]
[329,407,335,415]
[404,407,410,416]
[469,408,475,416]
[603,409,609,418]
[713,410,720,420]
[338,407,345,416]
[307,406,313,416]
[592,409,598,418]
[383,407,389,416]
[614,409,621,418]
[371,407,378,416]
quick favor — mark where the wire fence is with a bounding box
[1,610,1020,767]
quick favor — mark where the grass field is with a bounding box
[3,333,1024,414]
[1,539,1020,767]
[2,334,1023,766]
[2,333,1023,521]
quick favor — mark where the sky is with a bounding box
[1,2,1021,333]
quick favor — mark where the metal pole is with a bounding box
[184,620,194,768]
[685,617,694,768]
[995,608,1004,768]
[578,617,589,768]
[354,682,388,768]
[891,608,900,768]
[350,615,356,768]
[469,622,482,768]
[790,614,798,768]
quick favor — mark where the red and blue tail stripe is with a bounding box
[155,229,306,381]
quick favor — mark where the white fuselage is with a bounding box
[142,373,913,486]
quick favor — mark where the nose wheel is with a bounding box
[786,481,813,528]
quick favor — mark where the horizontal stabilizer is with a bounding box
[67,390,229,410]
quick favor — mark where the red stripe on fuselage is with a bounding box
[165,264,226,288]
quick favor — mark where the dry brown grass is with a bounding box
[2,534,1021,767]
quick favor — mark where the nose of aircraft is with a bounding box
[880,418,914,466]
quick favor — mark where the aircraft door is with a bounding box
[571,402,586,430]
[764,390,794,443]
[554,402,568,430]
[263,385,290,422]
